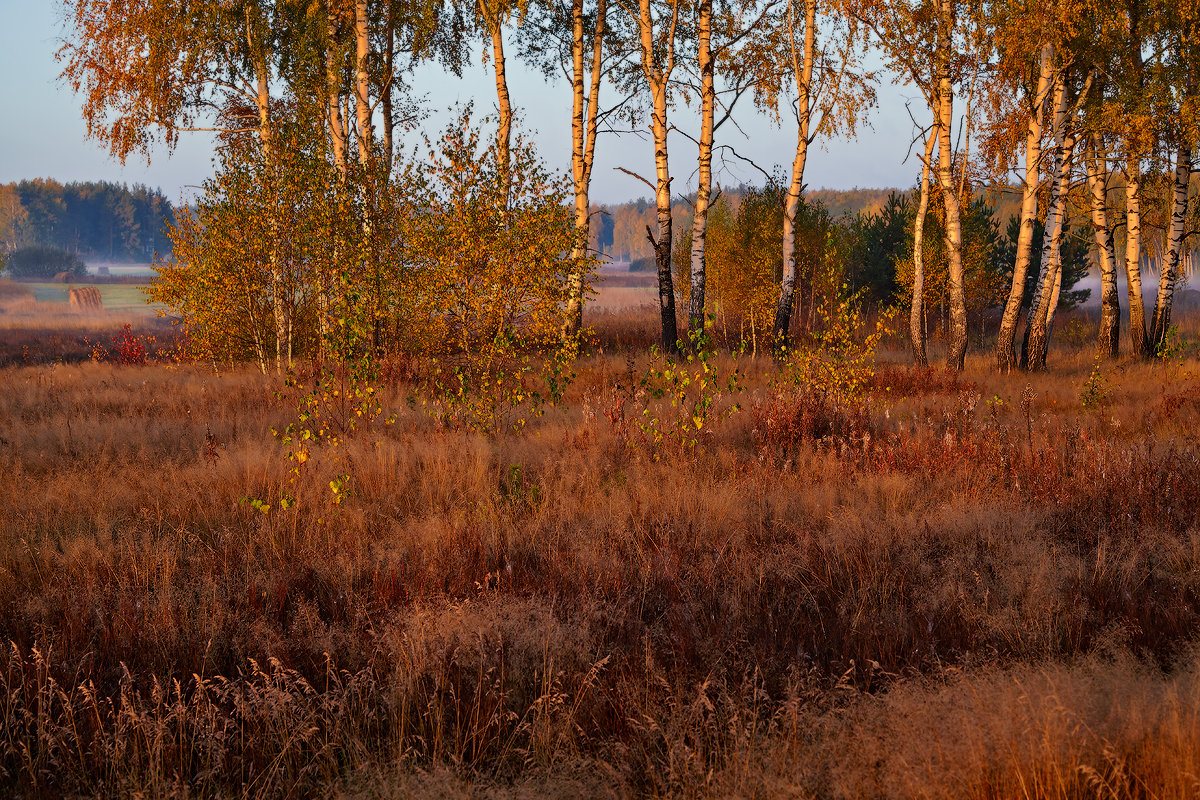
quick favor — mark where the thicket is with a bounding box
[667,185,1090,351]
[151,110,586,374]
[3,245,87,279]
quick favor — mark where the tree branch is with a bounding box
[616,165,657,192]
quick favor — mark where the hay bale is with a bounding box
[69,286,103,313]
[53,271,73,283]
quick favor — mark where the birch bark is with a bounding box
[1151,146,1191,352]
[1023,76,1072,371]
[1084,136,1120,358]
[687,0,714,339]
[564,0,608,339]
[996,43,1053,371]
[910,125,937,366]
[636,0,682,352]
[1125,160,1149,358]
[935,0,967,371]
[771,0,816,350]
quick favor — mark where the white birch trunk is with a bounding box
[996,43,1053,371]
[771,0,815,350]
[1085,136,1120,358]
[638,0,681,352]
[1024,99,1074,371]
[564,0,607,339]
[687,0,714,339]
[911,125,937,367]
[935,0,966,371]
[1125,159,1149,357]
[1151,146,1191,352]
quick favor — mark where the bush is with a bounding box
[5,245,86,279]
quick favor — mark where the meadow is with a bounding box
[2,296,1200,798]
[26,282,157,311]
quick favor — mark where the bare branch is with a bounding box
[714,143,773,183]
[616,165,657,192]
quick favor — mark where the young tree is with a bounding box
[1150,0,1200,352]
[770,0,872,350]
[990,39,1055,371]
[61,0,313,370]
[406,112,582,355]
[519,0,627,337]
[674,187,783,353]
[910,124,937,365]
[153,122,339,372]
[852,0,982,370]
[1023,66,1091,370]
[619,0,686,352]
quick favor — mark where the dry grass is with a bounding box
[2,309,1200,797]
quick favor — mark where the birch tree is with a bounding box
[1023,66,1091,370]
[565,0,610,337]
[679,0,779,339]
[852,0,980,371]
[616,0,686,352]
[59,0,288,162]
[768,0,872,350]
[61,0,300,370]
[1083,131,1122,358]
[1102,0,1160,358]
[519,0,629,338]
[686,0,717,337]
[989,38,1055,371]
[1150,0,1200,352]
[472,0,525,193]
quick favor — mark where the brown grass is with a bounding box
[3,310,1200,797]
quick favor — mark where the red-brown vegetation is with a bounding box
[2,312,1200,797]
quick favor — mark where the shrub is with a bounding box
[89,324,152,364]
[4,245,86,279]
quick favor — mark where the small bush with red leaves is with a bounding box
[90,324,152,365]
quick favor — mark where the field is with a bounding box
[3,299,1200,798]
[26,281,158,311]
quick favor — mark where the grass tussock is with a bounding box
[2,311,1200,796]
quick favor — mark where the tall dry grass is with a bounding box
[2,311,1200,796]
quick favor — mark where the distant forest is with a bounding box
[596,187,911,264]
[595,185,1028,266]
[0,180,176,263]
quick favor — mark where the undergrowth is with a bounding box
[2,316,1200,797]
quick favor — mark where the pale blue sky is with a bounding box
[0,2,922,205]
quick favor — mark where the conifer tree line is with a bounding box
[58,0,1200,372]
[0,180,175,263]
